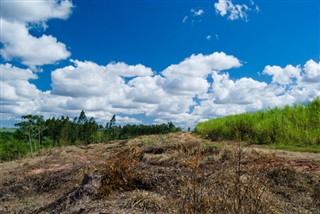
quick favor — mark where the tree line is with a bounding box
[0,111,181,161]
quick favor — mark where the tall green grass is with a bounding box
[195,98,320,146]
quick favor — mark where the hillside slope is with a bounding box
[1,133,320,213]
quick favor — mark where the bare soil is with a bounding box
[1,132,319,213]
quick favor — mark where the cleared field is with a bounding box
[1,133,319,213]
[0,128,16,133]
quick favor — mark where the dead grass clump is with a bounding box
[208,164,272,214]
[312,182,320,207]
[173,145,274,214]
[142,152,180,166]
[124,190,169,213]
[265,166,320,212]
[143,147,166,154]
[97,146,145,197]
[176,147,213,214]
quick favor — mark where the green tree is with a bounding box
[15,115,38,152]
[35,115,45,149]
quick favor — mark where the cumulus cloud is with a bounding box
[0,19,71,67]
[106,62,153,77]
[51,60,130,98]
[1,63,36,81]
[0,64,40,100]
[162,52,241,98]
[164,76,210,96]
[301,59,320,83]
[127,75,165,104]
[51,60,161,118]
[263,64,301,85]
[46,52,242,124]
[1,51,320,128]
[0,64,41,116]
[162,52,241,78]
[1,0,73,23]
[0,0,73,67]
[214,0,258,21]
[211,71,268,105]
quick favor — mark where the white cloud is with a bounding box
[183,8,204,23]
[0,64,41,116]
[46,52,242,125]
[301,59,320,83]
[51,60,130,98]
[116,116,142,124]
[162,52,241,98]
[0,63,36,80]
[263,64,301,85]
[193,100,247,118]
[50,60,160,118]
[106,62,153,77]
[191,9,204,16]
[206,34,219,40]
[1,0,73,23]
[182,16,188,23]
[214,0,258,21]
[162,52,242,78]
[1,52,320,128]
[0,19,71,67]
[211,71,268,105]
[0,0,73,67]
[164,76,210,96]
[127,75,165,104]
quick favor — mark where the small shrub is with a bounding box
[97,146,144,197]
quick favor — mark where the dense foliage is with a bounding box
[0,111,181,161]
[195,98,320,146]
[0,131,29,161]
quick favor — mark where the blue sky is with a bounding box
[1,0,320,128]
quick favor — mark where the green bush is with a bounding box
[0,132,29,161]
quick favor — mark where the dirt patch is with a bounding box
[28,163,72,175]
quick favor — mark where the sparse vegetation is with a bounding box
[1,133,319,213]
[196,98,320,149]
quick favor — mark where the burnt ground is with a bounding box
[1,132,320,214]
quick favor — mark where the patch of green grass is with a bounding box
[195,97,320,147]
[141,135,169,147]
[0,128,16,133]
[269,144,320,153]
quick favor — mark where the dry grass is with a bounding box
[1,133,319,214]
[97,145,144,197]
[124,190,168,213]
